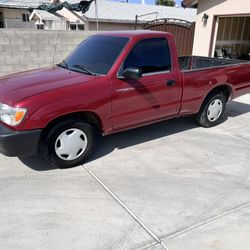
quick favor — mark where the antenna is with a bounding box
[95,0,99,31]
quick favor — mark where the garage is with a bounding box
[182,0,250,58]
[214,16,250,60]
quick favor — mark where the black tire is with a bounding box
[41,119,95,168]
[196,93,227,128]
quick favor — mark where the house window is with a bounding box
[22,13,29,22]
[70,23,85,31]
[78,24,85,30]
[0,12,4,28]
[36,24,44,30]
[70,24,77,30]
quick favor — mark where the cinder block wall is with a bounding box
[0,29,95,77]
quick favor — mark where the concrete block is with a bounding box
[59,32,72,39]
[23,38,37,45]
[31,44,46,51]
[13,65,27,71]
[38,63,50,68]
[38,51,53,58]
[40,38,50,44]
[19,58,33,66]
[8,44,19,52]
[54,53,66,60]
[55,44,68,51]
[53,57,64,64]
[72,38,84,44]
[54,49,67,56]
[0,29,93,77]
[26,65,38,71]
[25,51,39,58]
[18,45,31,52]
[11,51,25,58]
[59,38,74,45]
[5,58,20,65]
[15,30,32,35]
[61,52,70,59]
[65,46,77,53]
[10,38,24,46]
[44,57,53,63]
[3,30,16,37]
[34,57,47,64]
[0,37,10,45]
[0,50,12,57]
[1,65,14,72]
[44,45,55,51]
[48,36,60,45]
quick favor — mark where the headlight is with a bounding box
[0,103,27,126]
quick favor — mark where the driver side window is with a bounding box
[123,38,171,75]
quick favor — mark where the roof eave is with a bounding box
[85,17,148,24]
[0,5,31,10]
[181,0,198,8]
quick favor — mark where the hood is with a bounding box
[0,67,95,105]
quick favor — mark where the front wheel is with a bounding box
[196,93,227,128]
[41,120,95,168]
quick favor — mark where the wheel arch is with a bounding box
[41,111,103,138]
[199,84,232,112]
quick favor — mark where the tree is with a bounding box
[155,0,175,6]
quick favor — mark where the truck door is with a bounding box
[111,37,182,131]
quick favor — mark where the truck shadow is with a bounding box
[19,154,57,171]
[226,100,250,118]
[19,100,250,171]
[90,117,196,162]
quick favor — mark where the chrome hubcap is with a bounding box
[207,99,223,122]
[55,128,88,161]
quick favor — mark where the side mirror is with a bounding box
[123,67,142,80]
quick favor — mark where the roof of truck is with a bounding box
[93,30,172,38]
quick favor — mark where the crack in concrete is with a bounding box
[161,201,250,242]
[82,164,169,250]
[138,241,167,250]
[216,130,250,144]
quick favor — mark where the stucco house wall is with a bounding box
[193,0,250,56]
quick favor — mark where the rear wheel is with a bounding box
[196,93,227,128]
[41,119,95,168]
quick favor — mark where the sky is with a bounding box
[116,0,183,7]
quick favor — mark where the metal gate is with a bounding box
[143,18,195,56]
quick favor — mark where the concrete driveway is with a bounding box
[0,95,249,250]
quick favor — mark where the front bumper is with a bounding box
[0,124,42,157]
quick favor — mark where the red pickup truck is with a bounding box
[0,30,250,168]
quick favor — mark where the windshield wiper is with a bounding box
[72,64,97,76]
[58,60,69,69]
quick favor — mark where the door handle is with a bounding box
[166,80,176,86]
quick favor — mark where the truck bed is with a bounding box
[179,56,248,71]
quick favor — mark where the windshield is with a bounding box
[60,35,129,75]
